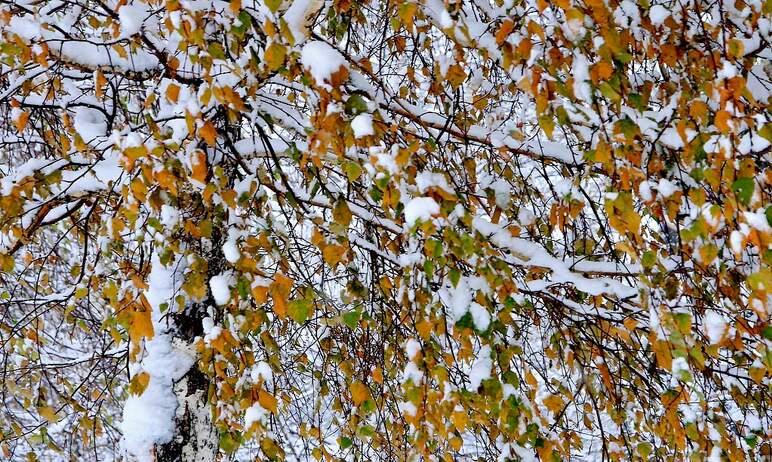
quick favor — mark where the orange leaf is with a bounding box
[13,111,29,133]
[199,120,217,146]
[191,151,208,182]
[166,83,180,103]
[95,70,106,100]
[258,390,278,413]
[350,381,370,405]
[714,110,731,133]
[495,20,514,45]
[270,274,294,319]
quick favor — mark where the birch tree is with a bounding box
[0,0,770,460]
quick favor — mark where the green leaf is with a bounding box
[208,43,226,60]
[339,437,353,449]
[219,432,241,454]
[762,325,772,341]
[343,161,362,181]
[449,268,461,287]
[345,94,369,115]
[265,0,282,12]
[732,177,754,206]
[642,250,657,269]
[237,277,250,300]
[232,11,252,36]
[342,309,361,329]
[288,298,312,323]
[455,312,473,330]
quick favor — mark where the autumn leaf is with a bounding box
[13,110,29,133]
[270,274,294,319]
[37,406,60,423]
[191,150,208,182]
[332,199,352,228]
[350,381,370,405]
[258,389,278,413]
[264,42,287,71]
[129,372,150,396]
[166,83,180,103]
[199,121,217,146]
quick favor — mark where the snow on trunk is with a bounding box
[121,244,219,461]
[155,229,227,461]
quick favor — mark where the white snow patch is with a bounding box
[398,401,417,416]
[470,303,491,331]
[223,239,241,263]
[250,362,273,383]
[401,362,424,385]
[572,54,592,102]
[405,339,421,360]
[209,273,233,306]
[468,346,492,390]
[159,205,179,229]
[244,402,268,429]
[703,311,727,344]
[404,197,439,227]
[351,113,374,138]
[416,171,453,194]
[300,41,347,87]
[118,3,149,38]
[72,107,107,143]
[657,178,678,198]
[649,5,669,25]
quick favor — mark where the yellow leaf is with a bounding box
[350,381,370,405]
[112,44,128,58]
[199,120,217,146]
[264,42,287,72]
[124,145,148,161]
[333,199,352,228]
[258,389,278,413]
[446,64,466,89]
[652,338,673,370]
[129,372,150,396]
[322,243,346,267]
[229,0,242,13]
[605,192,641,237]
[451,410,467,430]
[38,406,59,423]
[416,319,433,340]
[128,302,154,345]
[398,3,418,29]
[543,394,564,413]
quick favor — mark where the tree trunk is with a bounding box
[157,213,226,461]
[156,366,218,461]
